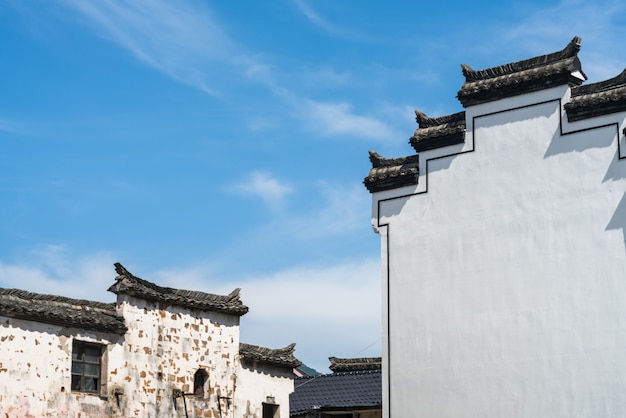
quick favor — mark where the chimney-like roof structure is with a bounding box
[0,288,127,335]
[239,342,302,368]
[108,263,249,316]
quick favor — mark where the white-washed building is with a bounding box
[0,263,300,418]
[364,37,626,417]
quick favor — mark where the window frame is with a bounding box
[71,340,104,394]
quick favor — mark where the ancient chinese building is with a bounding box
[0,263,300,417]
[365,37,626,417]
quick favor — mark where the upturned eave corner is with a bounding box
[108,262,249,316]
[363,150,419,194]
[565,67,626,122]
[457,36,587,108]
[410,110,466,152]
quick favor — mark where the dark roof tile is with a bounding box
[108,263,248,316]
[410,110,466,152]
[457,37,587,107]
[363,151,418,193]
[0,288,127,335]
[290,370,382,416]
[240,342,301,368]
[328,356,381,372]
[565,68,626,121]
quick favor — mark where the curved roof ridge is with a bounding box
[0,287,127,334]
[414,110,465,128]
[240,341,301,368]
[462,36,581,82]
[571,67,626,96]
[108,263,249,316]
[329,356,382,372]
[363,151,419,193]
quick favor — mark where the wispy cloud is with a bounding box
[302,99,399,141]
[61,0,242,95]
[0,249,381,372]
[228,171,293,210]
[152,257,382,372]
[0,117,29,136]
[285,182,370,239]
[488,0,626,81]
[0,245,116,300]
[56,1,404,143]
[292,0,342,35]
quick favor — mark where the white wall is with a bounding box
[0,294,293,418]
[0,316,121,417]
[236,362,294,418]
[373,87,626,417]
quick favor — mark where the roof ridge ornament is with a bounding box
[457,36,586,107]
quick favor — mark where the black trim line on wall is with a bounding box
[375,97,624,416]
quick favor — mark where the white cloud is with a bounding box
[0,246,116,301]
[489,0,626,81]
[151,257,383,372]
[0,250,382,373]
[285,182,370,239]
[303,99,399,141]
[229,171,293,210]
[61,0,242,95]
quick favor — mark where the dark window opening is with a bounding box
[193,368,209,396]
[71,341,102,393]
[262,402,279,418]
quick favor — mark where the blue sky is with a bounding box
[1,0,625,372]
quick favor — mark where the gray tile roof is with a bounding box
[365,36,626,195]
[565,68,626,121]
[0,288,127,335]
[328,356,381,372]
[363,150,418,193]
[410,110,466,152]
[290,370,382,416]
[239,342,301,368]
[108,263,249,316]
[457,37,586,107]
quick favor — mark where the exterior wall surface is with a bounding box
[372,86,626,417]
[0,316,122,417]
[0,291,295,418]
[236,362,294,418]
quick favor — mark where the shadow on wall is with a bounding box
[543,119,615,159]
[606,191,626,252]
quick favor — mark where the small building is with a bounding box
[364,36,626,417]
[290,357,381,418]
[0,262,300,417]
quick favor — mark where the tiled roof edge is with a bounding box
[457,37,587,107]
[328,356,382,372]
[462,37,581,82]
[240,342,302,368]
[565,68,626,121]
[108,263,249,316]
[0,288,127,335]
[410,110,466,152]
[363,151,418,193]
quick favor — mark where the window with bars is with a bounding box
[71,341,103,393]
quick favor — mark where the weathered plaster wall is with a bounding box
[111,294,242,417]
[0,292,292,418]
[236,362,294,418]
[373,86,626,417]
[0,316,122,417]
